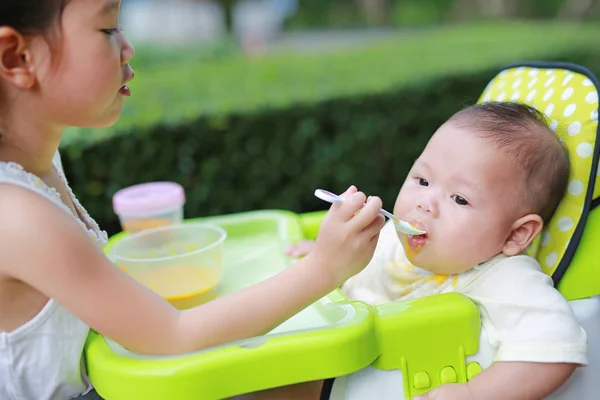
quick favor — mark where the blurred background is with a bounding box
[117,0,600,49]
[61,0,600,234]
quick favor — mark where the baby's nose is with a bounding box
[417,198,436,215]
[417,202,431,213]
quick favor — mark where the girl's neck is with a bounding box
[0,115,63,177]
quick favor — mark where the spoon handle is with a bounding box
[315,189,394,219]
[314,189,425,235]
[378,208,398,222]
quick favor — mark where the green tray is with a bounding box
[86,210,481,399]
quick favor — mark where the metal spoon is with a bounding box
[314,189,426,235]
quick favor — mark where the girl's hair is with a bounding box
[0,0,66,36]
[0,0,66,140]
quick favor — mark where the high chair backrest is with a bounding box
[478,62,600,300]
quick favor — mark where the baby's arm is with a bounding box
[0,184,384,355]
[417,256,586,400]
[416,361,576,400]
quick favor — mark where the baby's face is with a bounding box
[393,123,524,274]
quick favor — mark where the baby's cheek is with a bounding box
[436,239,471,269]
[392,203,404,219]
[393,188,411,215]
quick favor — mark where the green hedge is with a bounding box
[59,23,600,234]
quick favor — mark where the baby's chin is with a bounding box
[401,243,432,270]
[402,245,467,275]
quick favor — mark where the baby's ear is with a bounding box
[502,214,543,256]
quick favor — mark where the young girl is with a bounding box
[0,1,385,399]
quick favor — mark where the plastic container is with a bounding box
[112,182,185,234]
[110,223,227,310]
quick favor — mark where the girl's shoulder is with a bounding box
[0,153,107,248]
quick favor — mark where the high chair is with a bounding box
[85,62,600,399]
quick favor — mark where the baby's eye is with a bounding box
[418,178,429,187]
[452,195,469,206]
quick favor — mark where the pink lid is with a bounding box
[113,182,185,215]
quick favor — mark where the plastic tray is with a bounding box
[86,210,480,399]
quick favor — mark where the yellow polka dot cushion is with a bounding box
[478,62,599,300]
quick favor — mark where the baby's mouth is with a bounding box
[406,232,428,249]
[405,221,428,249]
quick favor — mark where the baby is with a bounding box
[286,101,587,400]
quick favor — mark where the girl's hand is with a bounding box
[308,185,385,287]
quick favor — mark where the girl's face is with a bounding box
[32,0,135,130]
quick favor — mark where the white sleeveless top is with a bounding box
[0,152,108,400]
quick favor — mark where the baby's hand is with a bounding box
[285,240,316,258]
[413,383,474,400]
[307,185,385,287]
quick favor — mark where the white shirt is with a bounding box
[328,222,588,400]
[342,221,587,365]
[0,153,108,399]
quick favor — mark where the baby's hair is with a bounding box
[448,101,571,225]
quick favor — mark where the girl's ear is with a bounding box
[0,27,36,89]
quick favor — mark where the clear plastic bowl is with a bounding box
[112,182,185,234]
[110,223,227,310]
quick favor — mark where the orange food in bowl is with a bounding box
[121,265,221,310]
